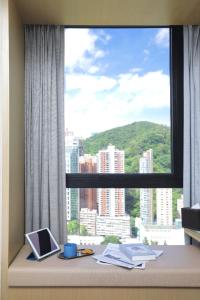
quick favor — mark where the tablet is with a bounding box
[25,228,60,260]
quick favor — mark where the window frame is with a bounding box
[65,26,183,189]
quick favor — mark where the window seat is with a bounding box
[8,244,200,287]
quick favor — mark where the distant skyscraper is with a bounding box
[96,215,131,237]
[156,188,173,226]
[177,194,183,218]
[97,145,125,217]
[79,154,97,173]
[79,154,97,210]
[139,149,153,225]
[80,208,97,236]
[65,130,82,220]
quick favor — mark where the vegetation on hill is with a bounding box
[83,121,171,173]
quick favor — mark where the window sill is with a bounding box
[8,244,200,287]
[184,228,200,242]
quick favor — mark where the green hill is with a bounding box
[83,121,171,173]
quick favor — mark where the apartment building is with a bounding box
[139,149,153,225]
[97,145,125,217]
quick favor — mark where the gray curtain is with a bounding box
[184,26,200,207]
[25,25,66,243]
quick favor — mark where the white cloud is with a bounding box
[154,28,169,47]
[66,74,117,93]
[98,30,111,43]
[65,70,170,138]
[65,29,108,72]
[118,70,169,109]
[94,50,105,59]
[88,66,100,74]
[65,29,96,68]
[130,67,142,73]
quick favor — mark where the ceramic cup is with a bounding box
[64,243,77,258]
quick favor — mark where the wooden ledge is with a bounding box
[184,228,200,242]
[8,244,200,287]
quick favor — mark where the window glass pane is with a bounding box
[66,188,184,245]
[65,28,171,174]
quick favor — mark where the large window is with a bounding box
[64,27,183,245]
[65,27,183,188]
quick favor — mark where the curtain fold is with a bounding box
[184,26,200,207]
[25,25,66,243]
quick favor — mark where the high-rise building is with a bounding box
[97,144,124,174]
[80,208,97,236]
[65,130,82,220]
[96,215,131,237]
[177,194,184,218]
[79,155,97,210]
[156,188,173,226]
[79,154,97,173]
[97,145,125,217]
[140,149,153,173]
[139,149,153,225]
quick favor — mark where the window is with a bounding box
[65,26,183,188]
[66,188,183,245]
[64,27,183,245]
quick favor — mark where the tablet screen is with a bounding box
[26,228,60,259]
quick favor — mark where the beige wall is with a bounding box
[7,287,200,300]
[9,0,25,264]
[14,0,200,25]
[0,0,10,299]
[0,0,24,299]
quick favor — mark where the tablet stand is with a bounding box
[26,252,37,261]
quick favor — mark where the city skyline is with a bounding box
[65,129,183,244]
[66,133,131,238]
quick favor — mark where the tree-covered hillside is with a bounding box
[83,121,170,173]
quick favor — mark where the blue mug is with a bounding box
[64,243,77,258]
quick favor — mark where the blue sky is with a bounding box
[64,28,170,138]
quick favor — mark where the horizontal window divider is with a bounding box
[66,173,183,188]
